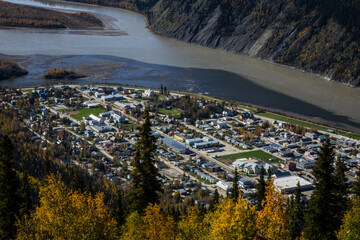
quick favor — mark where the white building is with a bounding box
[216,181,231,192]
[273,175,313,193]
[89,114,104,124]
[143,89,154,97]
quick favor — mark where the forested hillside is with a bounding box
[61,0,360,86]
[147,0,360,86]
[1,88,360,239]
[0,60,28,80]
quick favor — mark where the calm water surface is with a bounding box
[1,0,360,132]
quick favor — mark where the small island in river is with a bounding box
[0,1,104,29]
[0,60,28,80]
[44,68,86,80]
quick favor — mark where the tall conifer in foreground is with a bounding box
[255,167,266,210]
[230,167,239,201]
[0,136,20,240]
[127,109,162,214]
[352,170,360,198]
[287,183,305,240]
[303,139,344,240]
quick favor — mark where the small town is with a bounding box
[1,84,359,203]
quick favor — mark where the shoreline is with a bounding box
[3,0,356,87]
[0,0,127,36]
[19,82,360,138]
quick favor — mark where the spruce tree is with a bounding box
[334,158,349,222]
[209,189,220,211]
[127,109,162,214]
[353,170,360,198]
[113,189,125,226]
[19,171,33,217]
[0,136,20,240]
[287,182,305,240]
[255,167,266,210]
[303,139,343,240]
[230,168,240,201]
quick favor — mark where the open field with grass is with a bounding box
[21,89,33,93]
[158,108,182,116]
[118,121,137,131]
[70,107,105,120]
[216,150,282,164]
[188,171,213,185]
[256,112,360,140]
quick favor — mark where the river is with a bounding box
[1,0,360,132]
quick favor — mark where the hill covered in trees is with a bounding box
[0,1,104,29]
[0,60,28,80]
[44,68,86,79]
[1,90,360,239]
[61,0,360,86]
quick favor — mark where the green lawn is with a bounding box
[256,112,360,140]
[70,108,105,120]
[57,108,68,113]
[118,122,137,131]
[217,150,282,164]
[22,89,33,93]
[158,108,182,116]
[189,171,213,185]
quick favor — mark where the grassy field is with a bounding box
[118,122,137,131]
[256,112,360,140]
[21,89,33,93]
[158,108,182,116]
[189,171,213,185]
[217,150,282,164]
[70,108,105,120]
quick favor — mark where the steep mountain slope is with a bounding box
[62,0,360,86]
[146,0,360,86]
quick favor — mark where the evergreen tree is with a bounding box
[255,167,266,210]
[0,136,20,240]
[353,170,360,198]
[70,168,85,192]
[209,189,220,211]
[230,168,240,201]
[19,171,33,217]
[113,189,125,226]
[160,84,163,94]
[163,86,167,95]
[127,109,162,214]
[334,158,349,222]
[287,182,305,240]
[303,140,342,240]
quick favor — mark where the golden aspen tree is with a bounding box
[205,196,257,240]
[16,175,118,240]
[120,211,146,240]
[177,207,208,240]
[143,203,176,240]
[256,180,290,240]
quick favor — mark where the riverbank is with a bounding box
[1,53,360,134]
[0,0,127,36]
[0,0,104,29]
[18,82,360,140]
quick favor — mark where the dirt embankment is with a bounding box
[0,1,104,29]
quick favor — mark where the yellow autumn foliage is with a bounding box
[16,174,118,240]
[143,204,176,240]
[256,179,290,240]
[176,207,208,240]
[205,195,257,240]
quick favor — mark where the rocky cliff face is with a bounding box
[146,0,360,86]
